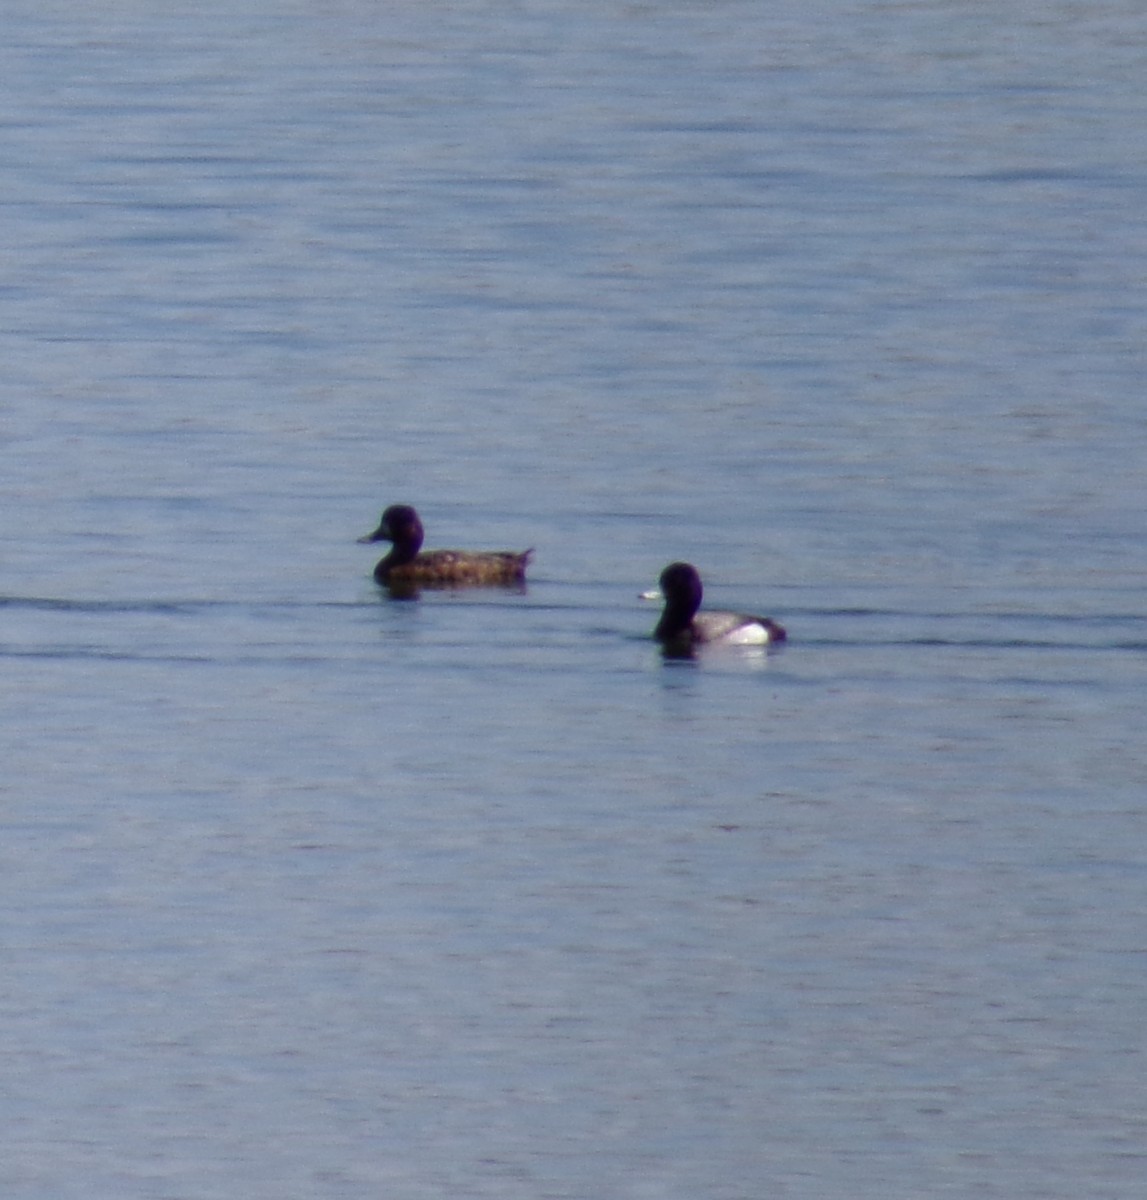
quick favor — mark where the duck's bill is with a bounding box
[638,588,663,601]
[357,527,389,544]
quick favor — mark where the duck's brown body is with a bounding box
[360,505,532,589]
[376,548,532,587]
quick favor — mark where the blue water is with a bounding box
[2,2,1146,1197]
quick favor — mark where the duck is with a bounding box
[358,504,533,588]
[643,562,786,652]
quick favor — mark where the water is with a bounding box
[2,2,1146,1196]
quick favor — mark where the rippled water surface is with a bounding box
[2,2,1146,1197]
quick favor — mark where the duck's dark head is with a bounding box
[651,561,704,641]
[358,505,425,562]
[659,562,703,613]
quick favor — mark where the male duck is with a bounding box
[644,562,786,652]
[358,504,533,588]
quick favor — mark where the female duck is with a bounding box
[645,562,786,652]
[358,504,533,588]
